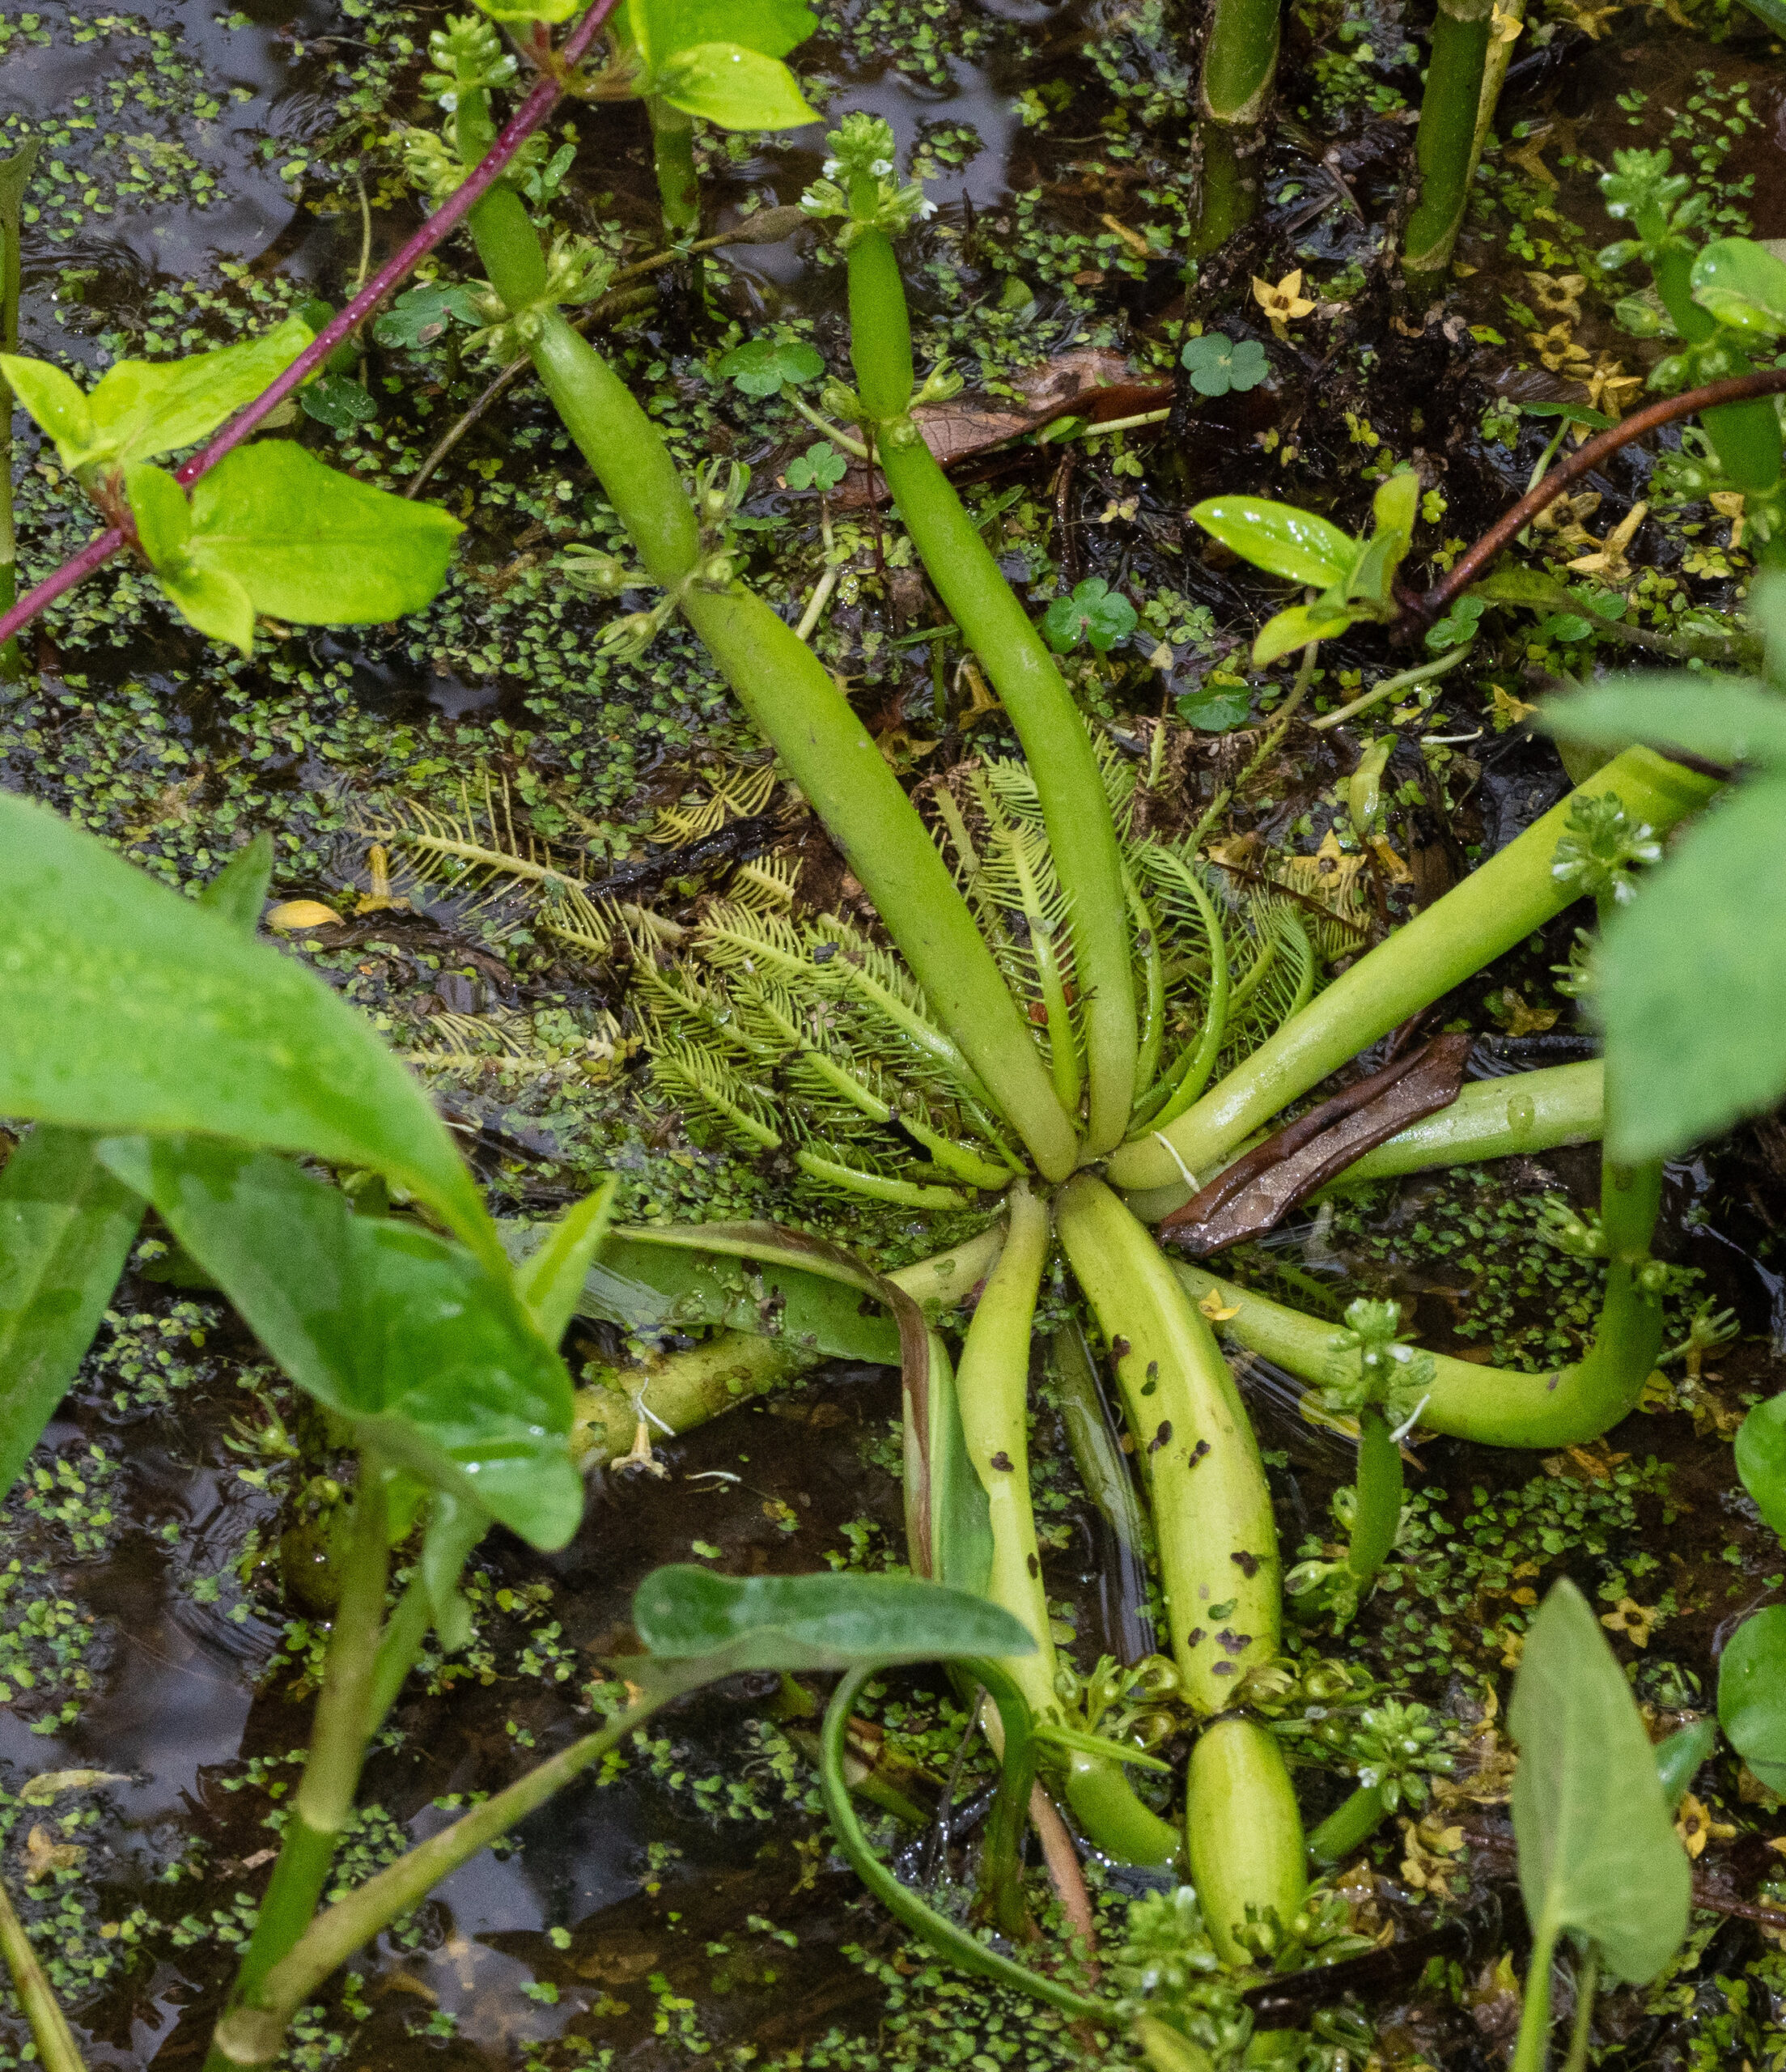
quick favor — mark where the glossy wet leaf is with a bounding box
[0,316,312,473]
[1252,597,1359,666]
[300,376,379,431]
[1719,1605,1786,1794]
[1190,496,1358,589]
[0,792,495,1266]
[1176,684,1252,732]
[630,0,816,61]
[1653,1718,1716,1808]
[1542,675,1786,768]
[1735,1391,1786,1539]
[1691,236,1786,338]
[631,1563,1033,1671]
[1597,774,1786,1161]
[0,1128,144,1505]
[655,43,818,130]
[717,336,825,396]
[373,283,481,351]
[1509,1578,1691,1982]
[98,1138,581,1550]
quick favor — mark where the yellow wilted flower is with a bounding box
[1253,269,1316,337]
[266,900,342,932]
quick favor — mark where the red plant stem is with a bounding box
[0,0,621,654]
[1408,368,1786,627]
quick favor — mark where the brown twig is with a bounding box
[1407,369,1786,630]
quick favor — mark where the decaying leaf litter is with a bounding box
[4,0,1786,2066]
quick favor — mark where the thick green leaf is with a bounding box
[632,1564,1033,1671]
[1734,0,1786,32]
[0,1128,144,1503]
[655,44,819,129]
[1736,1393,1786,1540]
[0,792,495,1267]
[518,1179,617,1346]
[1191,497,1359,589]
[1691,237,1786,339]
[1719,1605,1786,1794]
[1598,775,1786,1161]
[1253,597,1359,665]
[1509,1579,1691,1983]
[185,443,460,627]
[2,318,312,473]
[1542,676,1786,767]
[97,1138,581,1551]
[630,0,816,61]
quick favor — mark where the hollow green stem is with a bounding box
[647,96,699,236]
[452,87,549,313]
[1316,1059,1604,1193]
[1402,0,1495,290]
[1190,0,1280,254]
[0,1870,86,2072]
[1109,747,1716,1208]
[1055,1176,1279,1711]
[1186,1717,1306,1965]
[817,1663,1109,2022]
[1511,1923,1559,2072]
[844,223,1137,1153]
[210,1465,389,2053]
[1173,1149,1665,1450]
[1347,1406,1402,1589]
[1306,1781,1391,1866]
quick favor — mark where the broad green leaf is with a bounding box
[1177,684,1252,732]
[1346,529,1401,607]
[1542,676,1786,768]
[1042,577,1137,656]
[159,559,257,655]
[186,443,461,627]
[197,834,274,935]
[6,318,313,473]
[925,1333,993,1596]
[0,792,495,1267]
[655,43,819,130]
[1179,333,1268,398]
[1190,496,1358,589]
[1598,775,1786,1162]
[300,376,378,431]
[1736,1392,1786,1540]
[97,1137,581,1551]
[473,0,583,22]
[1371,468,1419,548]
[124,461,191,565]
[0,1127,144,1504]
[631,1564,1033,1671]
[1653,1719,1716,1809]
[1252,597,1359,666]
[1509,1579,1691,1983]
[1134,2018,1216,2072]
[1734,0,1786,32]
[126,459,257,652]
[1691,237,1786,339]
[717,336,825,397]
[1719,1605,1786,1794]
[517,1178,617,1346]
[630,0,817,61]
[373,283,481,351]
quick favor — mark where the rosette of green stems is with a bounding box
[355,43,1737,2006]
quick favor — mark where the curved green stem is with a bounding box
[1109,747,1716,1207]
[1317,1059,1604,1193]
[647,96,699,236]
[817,1663,1109,2021]
[0,1872,85,2072]
[1402,0,1494,290]
[1186,1717,1305,1965]
[1648,240,1782,493]
[1560,1945,1599,2072]
[1306,1781,1390,1866]
[1347,1406,1402,1589]
[1511,1922,1559,2072]
[1171,1151,1664,1449]
[844,223,1137,1153]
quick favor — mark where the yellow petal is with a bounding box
[266,900,342,931]
[1199,1291,1241,1323]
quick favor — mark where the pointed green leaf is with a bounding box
[85,316,313,469]
[0,355,95,468]
[421,1492,489,1654]
[1509,1579,1691,1983]
[1653,1719,1716,1808]
[97,1137,582,1551]
[518,1178,617,1346]
[185,442,460,626]
[1251,598,1359,666]
[631,1564,1033,1671]
[1691,237,1786,339]
[0,138,40,224]
[159,558,257,655]
[1371,468,1420,546]
[1599,775,1786,1161]
[1542,676,1786,767]
[197,834,274,936]
[1736,1392,1786,1540]
[0,792,496,1268]
[1191,496,1359,588]
[1719,1605,1786,1794]
[123,461,191,567]
[655,43,819,130]
[631,0,816,61]
[0,1127,144,1505]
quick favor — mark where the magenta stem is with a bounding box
[0,0,621,654]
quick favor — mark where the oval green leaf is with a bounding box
[0,792,495,1267]
[1691,237,1786,339]
[1737,1392,1786,1540]
[1191,496,1360,588]
[630,0,817,61]
[1252,597,1358,666]
[655,43,819,130]
[98,1137,581,1551]
[1720,1605,1786,1794]
[632,1564,1034,1670]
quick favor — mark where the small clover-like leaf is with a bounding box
[1041,577,1138,656]
[300,375,379,431]
[1180,332,1269,398]
[718,335,826,397]
[785,440,848,493]
[373,282,482,351]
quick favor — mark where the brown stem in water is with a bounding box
[1407,369,1786,629]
